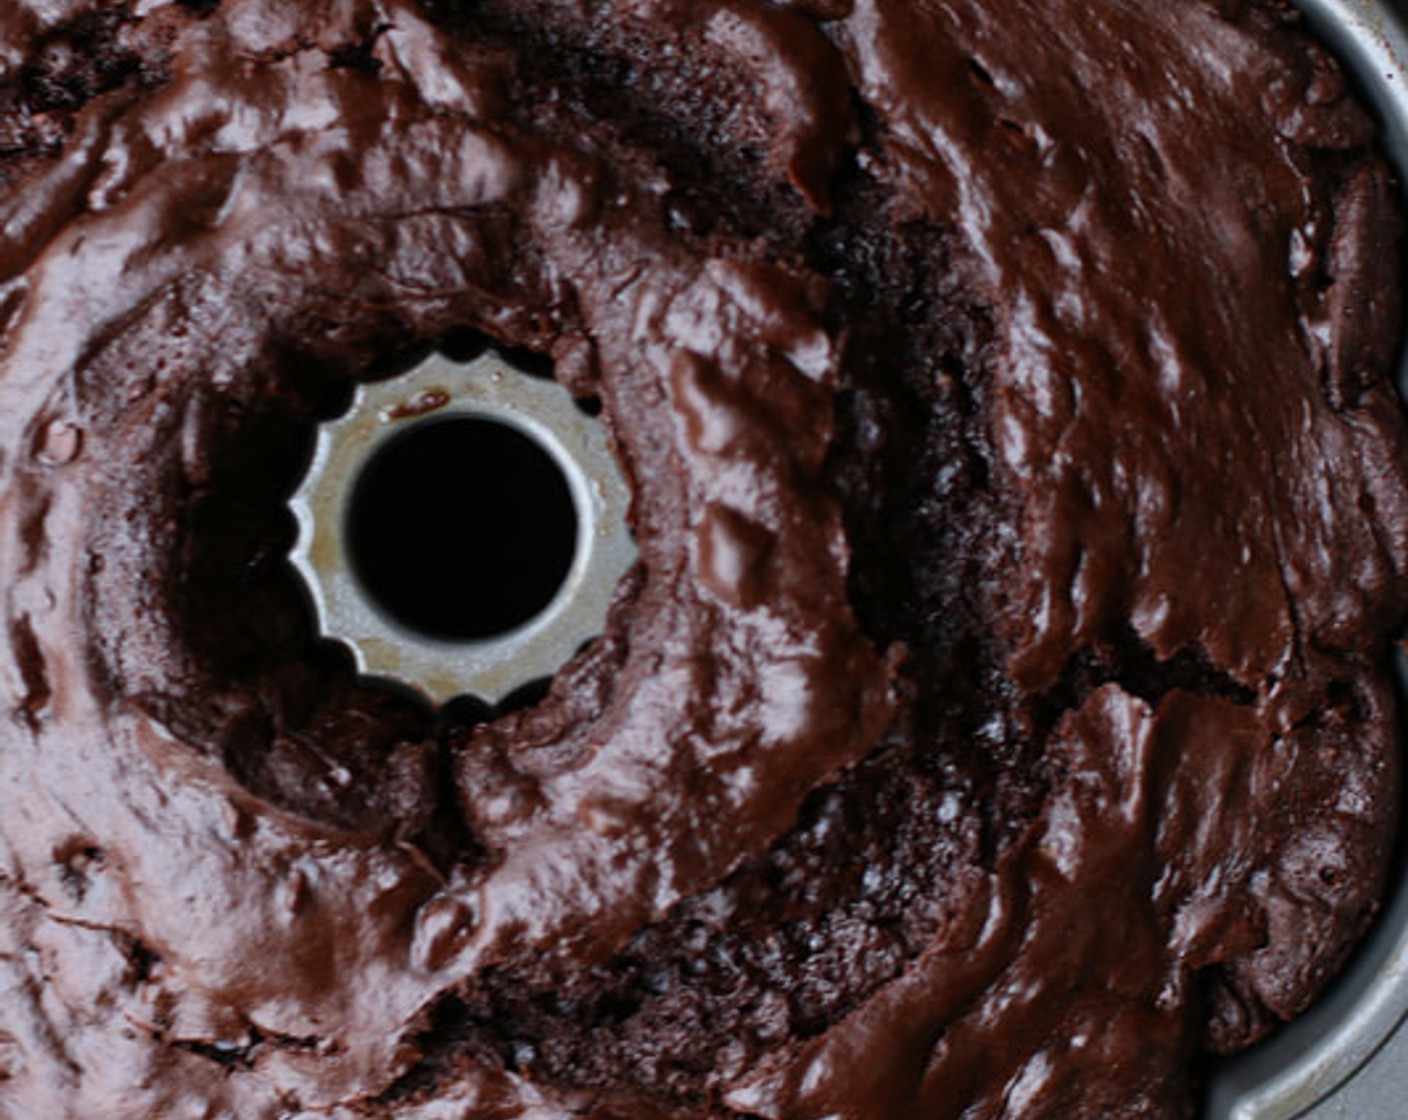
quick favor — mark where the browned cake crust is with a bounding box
[1,1,1407,1117]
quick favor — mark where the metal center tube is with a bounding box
[290,351,636,705]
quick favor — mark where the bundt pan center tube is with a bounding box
[289,350,637,706]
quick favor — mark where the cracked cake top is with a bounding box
[0,1,1406,1117]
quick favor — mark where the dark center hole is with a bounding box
[348,416,578,642]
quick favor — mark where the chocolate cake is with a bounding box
[1,0,1407,1117]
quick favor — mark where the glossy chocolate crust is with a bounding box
[1,0,1407,1117]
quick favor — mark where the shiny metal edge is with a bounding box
[1205,2,1408,1118]
[288,352,637,706]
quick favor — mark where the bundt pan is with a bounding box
[1206,2,1408,1117]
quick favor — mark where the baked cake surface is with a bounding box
[0,1,1407,1117]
